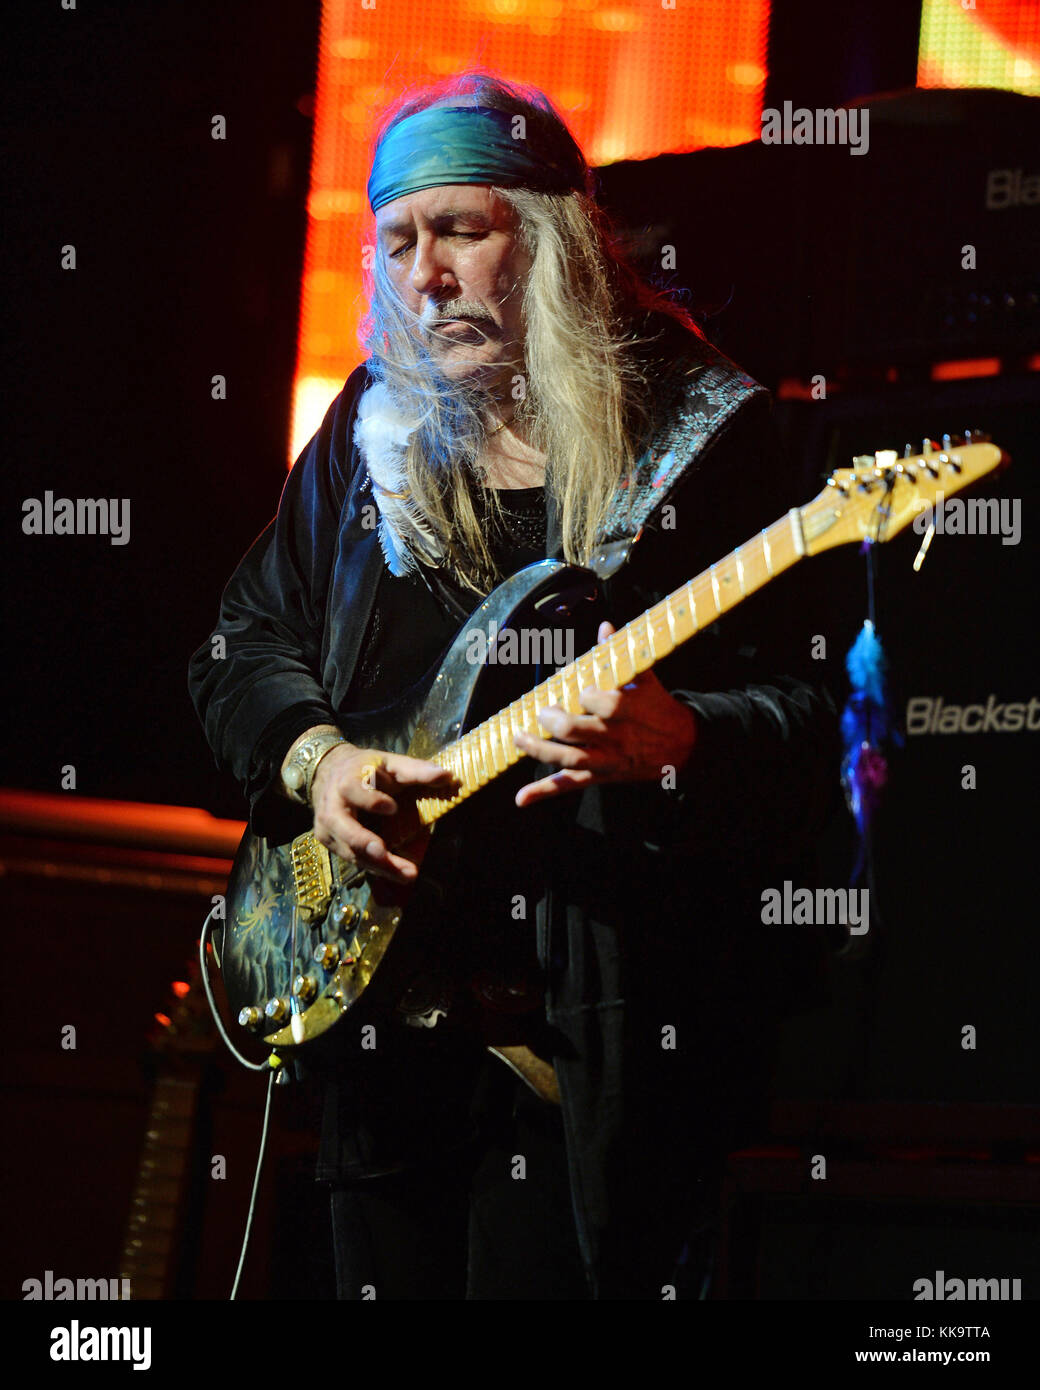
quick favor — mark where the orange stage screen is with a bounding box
[289,0,770,461]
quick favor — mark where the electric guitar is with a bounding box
[215,437,1005,1095]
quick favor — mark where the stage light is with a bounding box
[918,0,1040,96]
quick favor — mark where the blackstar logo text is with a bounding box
[906,696,1040,735]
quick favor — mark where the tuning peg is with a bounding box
[964,429,972,443]
[921,438,935,454]
[903,443,913,457]
[942,433,952,450]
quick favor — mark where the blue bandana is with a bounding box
[367,105,581,212]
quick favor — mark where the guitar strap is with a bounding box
[588,340,767,581]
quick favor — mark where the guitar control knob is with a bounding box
[264,996,289,1023]
[330,899,359,929]
[292,973,318,1002]
[313,941,339,970]
[238,1006,264,1030]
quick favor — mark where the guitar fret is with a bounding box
[669,581,697,640]
[478,728,491,779]
[498,711,516,761]
[533,680,551,720]
[473,735,486,786]
[761,528,773,576]
[646,601,672,660]
[521,690,537,734]
[594,645,614,686]
[483,725,495,779]
[476,727,490,783]
[734,545,746,596]
[710,564,721,615]
[464,738,478,790]
[788,508,806,557]
[488,718,503,772]
[574,653,596,694]
[628,613,653,673]
[609,632,634,686]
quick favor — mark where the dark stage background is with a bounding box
[3,1,1038,1307]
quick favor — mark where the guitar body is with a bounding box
[218,559,600,1056]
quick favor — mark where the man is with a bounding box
[189,72,838,1300]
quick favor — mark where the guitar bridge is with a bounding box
[289,834,333,923]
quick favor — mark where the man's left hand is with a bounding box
[514,622,697,807]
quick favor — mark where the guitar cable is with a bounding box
[198,907,271,1073]
[198,906,281,1299]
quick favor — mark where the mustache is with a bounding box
[420,297,497,329]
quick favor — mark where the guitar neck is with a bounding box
[119,1073,201,1299]
[416,507,807,825]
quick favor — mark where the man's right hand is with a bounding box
[310,743,457,884]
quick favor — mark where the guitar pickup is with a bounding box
[289,833,334,923]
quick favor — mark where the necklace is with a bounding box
[487,412,516,437]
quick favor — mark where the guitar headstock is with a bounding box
[800,434,1007,556]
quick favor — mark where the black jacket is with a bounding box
[188,331,840,1298]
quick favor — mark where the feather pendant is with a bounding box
[353,382,442,576]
